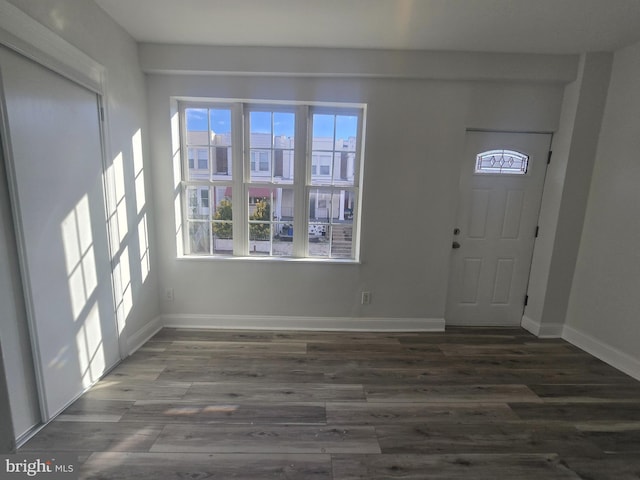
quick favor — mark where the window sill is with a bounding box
[176,255,361,265]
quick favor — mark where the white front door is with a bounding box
[445,131,551,325]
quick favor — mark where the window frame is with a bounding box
[178,99,366,262]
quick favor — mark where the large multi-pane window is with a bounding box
[180,101,365,260]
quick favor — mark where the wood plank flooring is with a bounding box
[20,327,640,479]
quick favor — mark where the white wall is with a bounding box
[524,53,613,336]
[564,41,640,379]
[145,54,565,326]
[5,0,160,344]
[139,43,578,83]
[524,59,583,335]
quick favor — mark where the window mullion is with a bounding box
[353,108,366,262]
[293,105,309,257]
[178,103,190,256]
[231,102,246,255]
[353,108,365,186]
[180,182,189,256]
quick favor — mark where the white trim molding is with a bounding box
[521,315,564,338]
[562,325,640,382]
[161,314,444,333]
[122,314,444,356]
[125,316,163,356]
[139,43,579,83]
[446,320,524,327]
[119,313,640,383]
[0,0,104,94]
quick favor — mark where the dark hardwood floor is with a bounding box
[20,327,640,479]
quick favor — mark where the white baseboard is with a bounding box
[121,314,640,382]
[521,315,563,338]
[161,314,445,332]
[520,315,540,335]
[125,316,163,355]
[562,325,640,382]
[446,320,522,327]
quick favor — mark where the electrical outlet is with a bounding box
[165,288,174,302]
[361,291,371,305]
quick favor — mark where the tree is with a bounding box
[249,198,270,240]
[212,198,232,239]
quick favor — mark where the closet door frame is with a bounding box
[0,0,125,431]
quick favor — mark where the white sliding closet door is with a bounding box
[0,46,120,419]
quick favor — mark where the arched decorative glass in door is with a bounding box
[475,149,529,175]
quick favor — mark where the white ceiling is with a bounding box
[95,0,640,55]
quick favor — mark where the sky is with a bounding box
[186,108,357,139]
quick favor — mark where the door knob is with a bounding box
[452,241,461,249]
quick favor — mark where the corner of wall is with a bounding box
[526,52,613,337]
[125,315,163,356]
[563,324,640,382]
[561,42,640,382]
